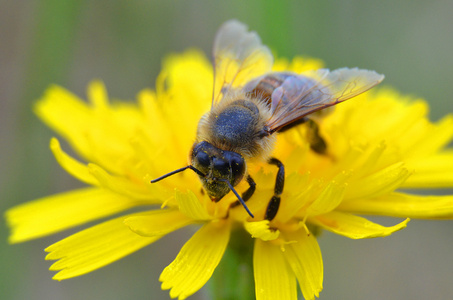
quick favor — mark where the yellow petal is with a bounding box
[275,173,311,223]
[405,115,453,158]
[50,138,98,185]
[45,212,157,280]
[87,80,108,109]
[87,163,161,202]
[34,85,93,159]
[306,172,348,216]
[404,151,453,188]
[124,209,195,237]
[244,220,280,241]
[332,141,387,181]
[338,192,453,219]
[345,162,411,200]
[282,229,323,300]
[163,50,212,109]
[5,188,138,243]
[137,88,190,168]
[321,140,388,184]
[175,189,213,220]
[160,220,230,300]
[35,83,149,177]
[310,211,409,239]
[253,239,298,300]
[160,51,211,150]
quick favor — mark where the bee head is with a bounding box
[191,141,245,202]
[150,141,252,217]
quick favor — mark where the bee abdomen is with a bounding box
[245,73,292,106]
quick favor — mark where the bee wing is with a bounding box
[266,68,384,133]
[212,20,273,107]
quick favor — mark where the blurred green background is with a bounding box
[1,1,452,299]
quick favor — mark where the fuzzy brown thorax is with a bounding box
[196,90,276,161]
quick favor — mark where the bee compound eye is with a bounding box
[230,155,245,177]
[213,157,229,175]
[195,150,210,168]
[222,151,245,178]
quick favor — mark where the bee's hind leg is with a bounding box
[305,118,327,155]
[265,158,284,221]
[278,117,327,155]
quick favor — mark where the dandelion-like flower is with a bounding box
[6,21,453,300]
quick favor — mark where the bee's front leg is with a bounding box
[230,175,256,209]
[265,158,284,221]
[242,175,256,201]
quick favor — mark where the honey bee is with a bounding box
[152,20,384,220]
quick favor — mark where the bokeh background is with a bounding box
[1,1,452,299]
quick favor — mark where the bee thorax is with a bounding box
[213,102,257,141]
[197,98,275,159]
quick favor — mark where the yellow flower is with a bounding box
[6,50,453,300]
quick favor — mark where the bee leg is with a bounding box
[278,117,327,155]
[277,117,307,133]
[265,158,284,221]
[305,118,327,155]
[230,175,256,208]
[242,175,256,201]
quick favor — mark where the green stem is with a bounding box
[208,228,255,300]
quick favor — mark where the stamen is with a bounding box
[300,215,310,236]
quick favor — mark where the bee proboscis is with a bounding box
[152,20,384,220]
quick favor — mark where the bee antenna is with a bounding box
[217,178,254,218]
[151,165,205,183]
